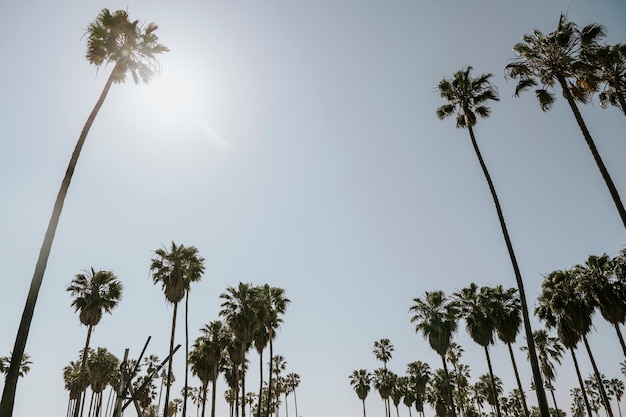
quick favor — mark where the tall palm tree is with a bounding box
[350,369,372,417]
[64,360,87,417]
[87,347,119,417]
[492,285,529,417]
[151,242,205,417]
[410,291,458,417]
[437,65,549,417]
[257,285,289,417]
[505,14,626,227]
[453,284,502,417]
[536,269,600,417]
[373,368,396,417]
[577,253,626,357]
[0,11,167,415]
[284,373,300,417]
[373,339,395,369]
[220,283,259,417]
[67,268,123,417]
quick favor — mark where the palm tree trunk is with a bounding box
[484,346,503,417]
[76,325,94,417]
[557,76,626,228]
[266,330,274,417]
[164,302,179,417]
[571,347,594,417]
[613,323,626,358]
[550,388,560,416]
[583,336,614,417]
[257,350,264,417]
[211,370,218,417]
[507,342,530,417]
[0,64,120,417]
[293,388,298,417]
[441,354,457,417]
[201,382,208,417]
[466,122,550,417]
[362,399,367,417]
[183,293,190,417]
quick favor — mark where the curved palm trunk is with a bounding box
[507,342,530,417]
[582,336,614,417]
[0,65,119,417]
[571,347,594,417]
[441,355,457,417]
[484,346,502,417]
[164,302,179,417]
[466,123,550,417]
[613,323,626,358]
[557,76,626,228]
[183,293,190,417]
[549,388,560,416]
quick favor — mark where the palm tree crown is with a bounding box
[67,268,123,328]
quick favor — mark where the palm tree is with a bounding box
[284,373,300,417]
[536,269,598,417]
[453,284,502,417]
[505,14,626,227]
[196,320,228,417]
[427,368,455,417]
[492,285,529,417]
[373,368,396,417]
[350,370,372,417]
[406,361,430,417]
[66,268,123,417]
[64,360,87,417]
[373,339,395,369]
[410,291,458,417]
[151,242,205,417]
[0,11,167,415]
[257,285,289,417]
[436,65,549,417]
[87,347,119,417]
[578,253,626,357]
[609,378,625,417]
[0,353,31,379]
[524,329,564,415]
[476,373,504,414]
[220,283,259,417]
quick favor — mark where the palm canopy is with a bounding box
[410,291,459,357]
[373,339,394,368]
[86,8,169,84]
[436,66,499,128]
[151,242,205,304]
[67,268,123,327]
[587,43,626,113]
[350,369,372,401]
[505,13,605,110]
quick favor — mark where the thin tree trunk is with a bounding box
[201,381,207,417]
[550,388,560,416]
[293,389,298,417]
[76,325,94,417]
[614,323,626,359]
[211,371,218,417]
[583,336,614,417]
[266,330,274,417]
[164,302,179,417]
[557,76,626,228]
[0,64,119,417]
[362,399,366,417]
[441,355,457,417]
[257,350,264,417]
[484,346,502,417]
[466,122,550,417]
[571,347,594,417]
[183,292,190,417]
[507,342,530,417]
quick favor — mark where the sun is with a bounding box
[139,64,199,123]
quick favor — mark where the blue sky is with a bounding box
[1,1,625,416]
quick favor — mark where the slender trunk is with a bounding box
[201,381,207,417]
[164,302,179,417]
[613,323,626,359]
[211,369,218,417]
[257,350,264,417]
[550,388,559,416]
[466,122,550,417]
[572,347,594,417]
[583,336,614,417]
[183,292,190,417]
[507,342,530,417]
[557,75,626,228]
[617,398,623,417]
[484,346,502,417]
[362,398,367,417]
[284,393,288,417]
[441,354,457,417]
[76,325,94,417]
[0,65,119,417]
[266,330,274,417]
[293,389,298,417]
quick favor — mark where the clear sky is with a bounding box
[1,1,625,416]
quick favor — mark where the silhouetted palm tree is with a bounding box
[0,11,167,414]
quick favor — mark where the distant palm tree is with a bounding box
[608,378,625,417]
[151,242,205,417]
[67,268,123,417]
[0,11,167,415]
[87,347,118,417]
[436,65,549,417]
[0,353,31,379]
[64,360,87,417]
[505,13,626,228]
[406,361,430,417]
[410,291,458,417]
[453,284,502,417]
[373,368,396,417]
[350,369,372,417]
[284,373,300,417]
[524,329,564,415]
[373,339,395,369]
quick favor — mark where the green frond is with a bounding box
[513,77,537,96]
[475,106,491,119]
[436,104,455,120]
[536,88,555,111]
